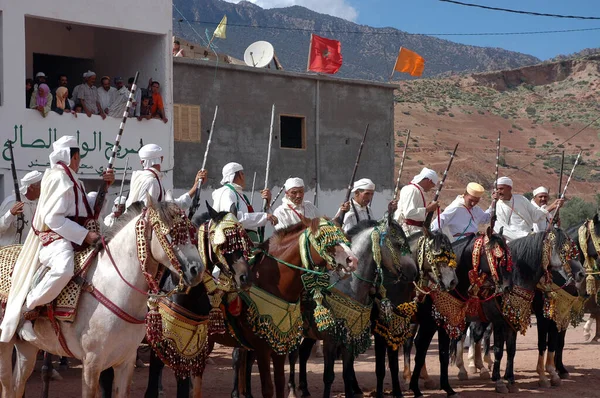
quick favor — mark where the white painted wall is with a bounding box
[0,0,173,201]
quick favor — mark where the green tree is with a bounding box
[559,197,598,230]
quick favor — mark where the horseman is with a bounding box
[394,167,439,236]
[273,177,348,230]
[126,143,206,209]
[0,136,115,343]
[0,171,43,246]
[530,186,552,232]
[431,182,490,243]
[342,178,377,233]
[492,177,562,242]
[212,162,277,244]
[103,196,127,228]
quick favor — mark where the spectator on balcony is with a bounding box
[34,72,47,91]
[30,83,52,118]
[149,81,168,123]
[98,76,117,116]
[138,96,152,121]
[53,75,74,109]
[72,71,89,104]
[26,79,34,108]
[80,71,106,119]
[107,77,130,117]
[73,103,84,114]
[173,40,185,57]
[51,87,75,116]
[127,77,141,118]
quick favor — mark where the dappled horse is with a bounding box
[0,200,205,398]
[211,218,358,398]
[288,217,418,398]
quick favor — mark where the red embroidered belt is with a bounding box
[405,219,424,227]
[38,231,63,247]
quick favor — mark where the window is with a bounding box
[280,115,305,149]
[173,104,201,143]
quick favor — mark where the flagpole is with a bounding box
[389,46,402,82]
[307,34,314,72]
[314,79,321,207]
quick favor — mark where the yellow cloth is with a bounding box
[213,15,227,39]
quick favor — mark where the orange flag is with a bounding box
[393,47,425,77]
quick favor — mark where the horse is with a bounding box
[567,213,600,342]
[210,218,358,398]
[409,230,511,398]
[287,217,418,398]
[0,199,205,398]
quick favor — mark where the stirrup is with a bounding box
[24,308,40,321]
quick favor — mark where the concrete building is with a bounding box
[0,0,173,203]
[172,57,396,218]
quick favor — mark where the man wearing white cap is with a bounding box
[0,136,115,342]
[72,71,90,104]
[126,143,206,209]
[104,196,127,228]
[273,178,319,230]
[432,182,491,242]
[395,167,440,236]
[492,177,562,242]
[342,178,377,233]
[531,186,552,232]
[0,171,43,246]
[212,162,277,243]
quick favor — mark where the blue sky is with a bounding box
[225,0,600,60]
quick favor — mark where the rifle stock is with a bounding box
[6,141,24,243]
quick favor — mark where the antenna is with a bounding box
[244,41,275,68]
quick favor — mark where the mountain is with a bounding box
[173,0,540,81]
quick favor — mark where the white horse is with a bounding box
[0,200,205,398]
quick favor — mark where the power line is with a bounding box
[439,0,600,20]
[174,18,600,37]
[507,114,600,178]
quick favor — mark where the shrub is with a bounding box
[528,137,537,146]
[525,106,537,116]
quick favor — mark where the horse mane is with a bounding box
[192,210,229,228]
[508,232,547,280]
[452,234,478,261]
[346,219,379,238]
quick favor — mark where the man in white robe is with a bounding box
[492,177,562,242]
[0,171,43,246]
[273,178,319,230]
[342,178,377,233]
[106,77,129,117]
[432,182,491,242]
[126,144,206,209]
[212,162,277,243]
[0,136,115,342]
[104,196,127,228]
[395,167,440,236]
[531,186,552,232]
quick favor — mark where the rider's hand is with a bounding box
[10,202,24,216]
[388,200,398,214]
[103,169,115,186]
[261,189,272,204]
[267,214,278,226]
[84,231,101,245]
[340,202,351,212]
[426,201,439,213]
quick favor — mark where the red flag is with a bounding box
[307,34,343,74]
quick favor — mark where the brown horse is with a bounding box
[199,218,358,398]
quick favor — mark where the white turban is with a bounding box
[87,191,98,209]
[352,178,375,193]
[496,177,513,187]
[84,70,96,78]
[533,186,549,197]
[138,144,163,169]
[19,171,43,195]
[49,135,78,168]
[284,177,304,191]
[411,168,439,185]
[221,162,243,185]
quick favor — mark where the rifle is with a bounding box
[335,124,370,226]
[116,157,129,212]
[258,104,276,242]
[94,71,139,219]
[249,172,257,207]
[424,143,459,229]
[488,131,501,235]
[392,129,411,200]
[548,150,582,227]
[553,150,565,226]
[6,141,24,243]
[189,105,218,218]
[270,176,292,208]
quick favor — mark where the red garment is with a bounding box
[307,34,343,74]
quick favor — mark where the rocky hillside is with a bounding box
[393,56,600,208]
[173,0,540,81]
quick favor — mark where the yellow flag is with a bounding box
[213,15,227,39]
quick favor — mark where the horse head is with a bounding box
[143,197,205,289]
[380,218,418,283]
[486,228,514,293]
[412,230,458,291]
[303,218,358,276]
[192,202,252,290]
[546,228,585,285]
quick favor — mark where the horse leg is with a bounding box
[256,350,274,398]
[409,319,436,398]
[402,331,414,385]
[322,338,337,398]
[246,350,256,398]
[438,329,457,397]
[112,355,136,398]
[583,316,593,341]
[374,333,387,398]
[298,338,315,397]
[0,343,14,398]
[40,351,52,398]
[555,330,569,379]
[594,314,600,342]
[455,336,468,381]
[288,349,298,398]
[482,324,493,371]
[231,348,242,398]
[536,312,551,388]
[81,357,103,398]
[386,344,402,398]
[503,327,519,393]
[491,323,508,394]
[545,322,561,387]
[12,341,38,398]
[144,349,165,398]
[341,348,357,398]
[272,354,286,398]
[192,375,203,398]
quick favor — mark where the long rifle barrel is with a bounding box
[6,141,24,244]
[262,104,276,212]
[549,150,582,224]
[393,130,411,200]
[553,150,565,225]
[424,143,459,229]
[489,131,501,234]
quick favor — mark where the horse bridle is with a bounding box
[579,220,600,274]
[470,234,512,294]
[541,230,579,284]
[299,219,351,272]
[416,235,457,289]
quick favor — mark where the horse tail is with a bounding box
[449,338,458,365]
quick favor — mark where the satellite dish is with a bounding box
[244,41,275,68]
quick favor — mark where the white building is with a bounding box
[0,1,173,202]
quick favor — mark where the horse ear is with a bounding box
[499,226,504,236]
[486,226,492,238]
[229,203,238,216]
[206,202,218,220]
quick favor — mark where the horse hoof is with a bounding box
[480,369,490,380]
[448,393,460,398]
[468,365,477,374]
[458,370,468,381]
[300,390,311,398]
[559,372,570,380]
[495,381,508,394]
[550,375,562,387]
[507,383,519,393]
[583,332,591,341]
[423,379,438,390]
[538,379,551,388]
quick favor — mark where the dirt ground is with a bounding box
[23,317,600,397]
